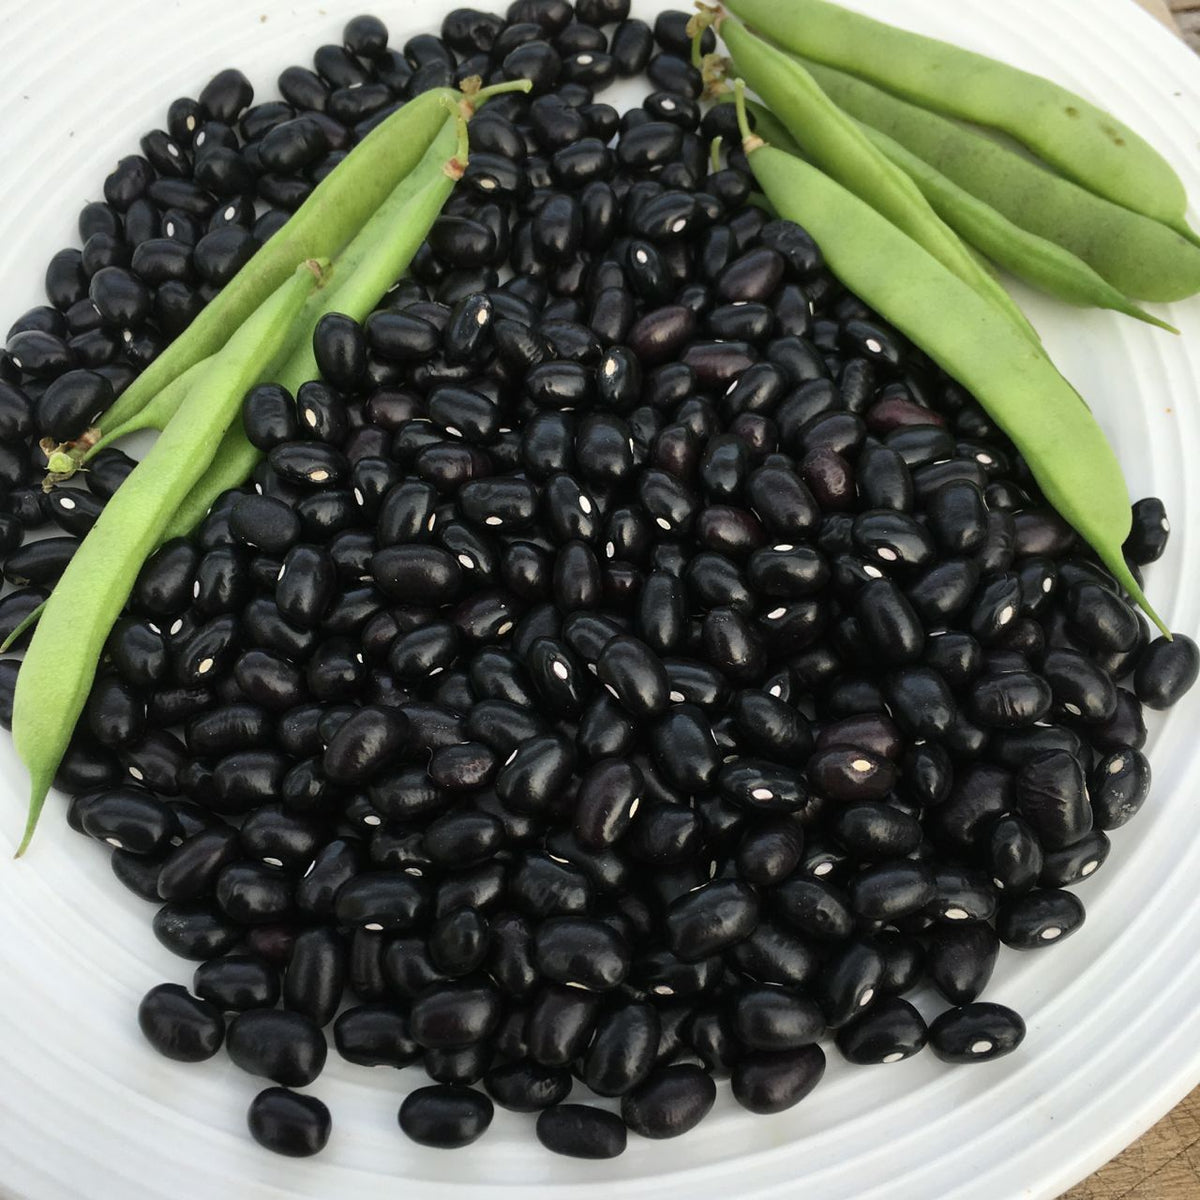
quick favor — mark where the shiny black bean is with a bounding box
[333,1004,420,1068]
[193,954,280,1012]
[372,544,463,603]
[536,1103,626,1159]
[1014,750,1092,850]
[156,828,240,903]
[334,872,429,931]
[1091,748,1151,830]
[153,902,242,959]
[1135,633,1199,709]
[533,916,629,991]
[926,923,999,1005]
[1124,496,1170,564]
[410,981,501,1049]
[1041,829,1111,887]
[226,1009,326,1086]
[246,1088,330,1159]
[481,1060,569,1112]
[731,1043,825,1115]
[928,1002,1025,1063]
[283,927,347,1027]
[138,982,224,1062]
[398,1084,493,1149]
[665,879,759,960]
[80,786,179,855]
[36,368,113,440]
[997,888,1086,949]
[969,671,1052,728]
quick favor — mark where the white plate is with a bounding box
[1,0,1199,1197]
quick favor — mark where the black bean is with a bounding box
[536,1104,626,1159]
[247,1088,331,1159]
[731,1043,825,1115]
[1134,633,1199,709]
[997,888,1086,949]
[928,1002,1025,1063]
[193,954,280,1012]
[226,1009,326,1086]
[1091,749,1151,830]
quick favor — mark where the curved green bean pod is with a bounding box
[718,15,1037,342]
[11,259,327,856]
[857,123,1177,331]
[732,85,1168,641]
[724,0,1195,238]
[797,56,1200,303]
[161,120,468,543]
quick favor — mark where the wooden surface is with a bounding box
[1058,9,1200,1199]
[1168,0,1200,50]
[1061,1087,1200,1198]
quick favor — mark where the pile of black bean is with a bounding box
[2,0,1199,1166]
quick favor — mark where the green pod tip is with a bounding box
[13,771,53,858]
[1096,545,1172,640]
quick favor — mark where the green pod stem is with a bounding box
[723,0,1194,237]
[162,126,469,543]
[81,86,461,446]
[715,92,802,156]
[734,121,1167,638]
[277,113,465,395]
[0,601,44,654]
[857,123,1178,332]
[798,56,1200,303]
[11,260,327,856]
[719,17,1037,342]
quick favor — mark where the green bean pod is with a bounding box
[11,259,328,856]
[724,0,1195,238]
[161,121,468,543]
[718,15,1037,341]
[798,56,1200,303]
[856,123,1177,331]
[732,91,1168,641]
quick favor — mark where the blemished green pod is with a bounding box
[733,90,1168,643]
[797,56,1200,303]
[724,0,1196,239]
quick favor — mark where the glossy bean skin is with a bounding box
[835,997,928,1065]
[731,1043,826,1114]
[398,1084,494,1149]
[247,1088,332,1158]
[536,1104,627,1159]
[620,1064,716,1139]
[137,982,225,1062]
[928,1002,1026,1063]
[225,1009,327,1086]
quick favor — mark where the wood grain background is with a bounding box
[1057,12,1199,1199]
